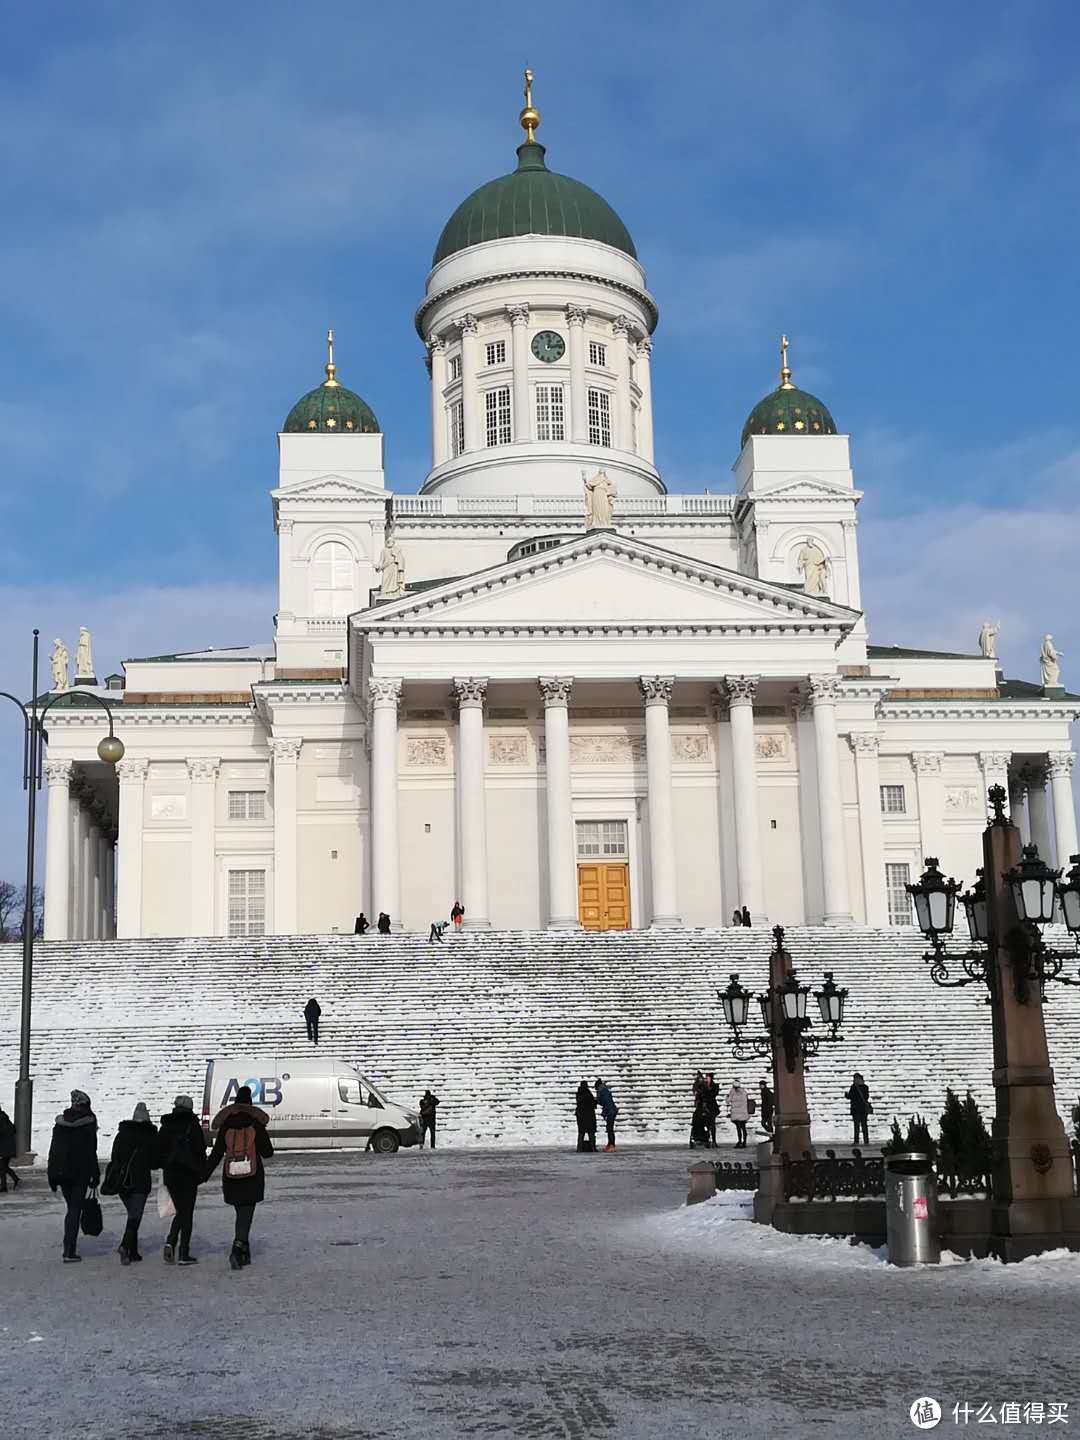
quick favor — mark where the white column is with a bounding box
[978,751,1012,820]
[78,807,93,939]
[451,678,491,927]
[43,761,73,940]
[566,305,589,443]
[612,316,634,451]
[458,314,480,452]
[428,337,448,467]
[369,678,402,923]
[89,824,103,939]
[641,676,681,927]
[636,335,655,464]
[1025,763,1054,861]
[1048,751,1079,867]
[270,739,301,936]
[188,757,220,937]
[539,677,578,928]
[849,733,886,926]
[722,676,765,922]
[69,790,82,938]
[115,759,148,939]
[808,675,852,923]
[103,839,116,938]
[911,752,945,863]
[507,305,530,443]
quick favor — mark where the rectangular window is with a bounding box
[228,870,266,937]
[448,354,461,382]
[535,383,566,441]
[449,399,464,457]
[485,339,506,367]
[587,388,611,447]
[885,863,913,927]
[227,791,266,821]
[485,385,512,446]
[589,340,607,367]
[576,820,628,859]
[880,784,906,815]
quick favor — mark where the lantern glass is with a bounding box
[1009,847,1059,926]
[719,976,750,1030]
[912,890,933,936]
[929,887,955,933]
[758,992,773,1031]
[963,894,990,944]
[907,858,958,937]
[1059,859,1080,934]
[815,975,847,1028]
[780,982,808,1023]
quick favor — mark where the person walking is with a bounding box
[46,1089,100,1263]
[419,1090,440,1148]
[741,905,752,928]
[689,1070,705,1147]
[205,1085,274,1270]
[377,912,391,935]
[726,1079,750,1148]
[704,1072,720,1148]
[758,1079,775,1135]
[354,912,369,935]
[450,901,464,930]
[304,997,322,1044]
[0,1104,18,1192]
[575,1080,597,1152]
[159,1095,208,1265]
[595,1078,618,1151]
[106,1102,159,1265]
[846,1072,872,1146]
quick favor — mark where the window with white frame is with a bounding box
[535,383,566,441]
[880,784,906,815]
[587,388,611,447]
[448,354,461,382]
[576,820,628,859]
[228,870,266,937]
[228,791,266,821]
[310,540,354,617]
[485,339,506,367]
[588,340,607,367]
[885,863,913,926]
[485,385,512,446]
[449,399,464,457]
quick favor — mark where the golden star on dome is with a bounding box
[326,417,337,429]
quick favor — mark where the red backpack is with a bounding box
[224,1121,257,1179]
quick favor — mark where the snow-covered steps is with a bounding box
[2,927,1079,1151]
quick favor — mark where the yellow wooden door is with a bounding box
[577,863,631,930]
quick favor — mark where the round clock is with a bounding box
[531,330,566,364]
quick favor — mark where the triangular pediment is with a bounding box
[747,473,861,502]
[272,473,386,502]
[358,533,857,631]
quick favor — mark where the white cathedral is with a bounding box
[41,81,1080,944]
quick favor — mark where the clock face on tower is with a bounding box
[531,330,566,364]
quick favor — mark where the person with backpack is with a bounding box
[419,1090,440,1148]
[159,1095,208,1265]
[595,1078,618,1151]
[205,1085,274,1270]
[46,1089,100,1263]
[304,997,322,1044]
[0,1105,18,1192]
[429,919,448,943]
[104,1102,160,1265]
[575,1080,597,1152]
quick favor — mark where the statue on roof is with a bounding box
[50,639,70,693]
[978,619,999,661]
[583,468,616,531]
[1040,633,1063,689]
[376,531,406,599]
[74,627,95,683]
[796,537,830,597]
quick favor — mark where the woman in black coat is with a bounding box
[575,1080,597,1152]
[106,1102,160,1265]
[845,1073,872,1146]
[159,1096,208,1265]
[205,1086,274,1270]
[0,1106,18,1191]
[47,1089,100,1262]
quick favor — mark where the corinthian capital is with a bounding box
[538,676,574,707]
[807,674,844,706]
[722,675,759,707]
[565,304,589,327]
[457,313,479,337]
[911,751,943,775]
[428,335,447,356]
[117,758,149,785]
[637,336,653,357]
[612,315,633,338]
[506,304,530,327]
[187,757,221,782]
[978,750,1011,773]
[451,676,488,709]
[1047,751,1076,780]
[44,758,73,786]
[640,675,675,707]
[848,732,879,755]
[368,678,402,709]
[269,738,302,764]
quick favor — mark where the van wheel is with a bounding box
[371,1130,400,1154]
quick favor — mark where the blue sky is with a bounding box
[2,2,1079,876]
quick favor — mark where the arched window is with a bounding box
[310,541,354,616]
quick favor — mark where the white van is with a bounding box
[200,1057,421,1153]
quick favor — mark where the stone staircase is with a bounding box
[3,928,1079,1151]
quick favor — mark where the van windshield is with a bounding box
[352,1069,388,1105]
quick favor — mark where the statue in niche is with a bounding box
[376,531,406,598]
[978,619,999,661]
[1040,633,1063,688]
[75,627,95,680]
[50,639,70,692]
[583,468,616,530]
[796,537,830,597]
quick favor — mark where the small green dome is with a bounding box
[741,385,837,449]
[433,141,636,267]
[283,334,379,434]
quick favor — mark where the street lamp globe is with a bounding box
[718,974,752,1031]
[1007,845,1059,927]
[1057,856,1080,936]
[907,857,959,937]
[778,971,809,1023]
[961,869,990,945]
[814,971,848,1033]
[97,734,125,765]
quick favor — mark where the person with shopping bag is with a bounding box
[46,1089,100,1263]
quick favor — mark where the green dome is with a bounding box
[740,384,837,449]
[284,382,379,434]
[433,141,636,266]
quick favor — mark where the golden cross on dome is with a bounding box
[324,328,340,388]
[779,333,794,390]
[519,67,540,142]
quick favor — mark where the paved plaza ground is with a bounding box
[1,1146,1076,1439]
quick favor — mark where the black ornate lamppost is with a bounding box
[905,783,1080,1259]
[0,630,124,1160]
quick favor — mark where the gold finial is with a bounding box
[779,333,794,390]
[519,66,540,143]
[324,327,340,388]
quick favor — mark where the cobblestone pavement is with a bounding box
[0,1146,1075,1439]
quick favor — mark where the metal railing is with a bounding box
[782,1148,886,1200]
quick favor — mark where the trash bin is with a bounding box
[885,1151,940,1266]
